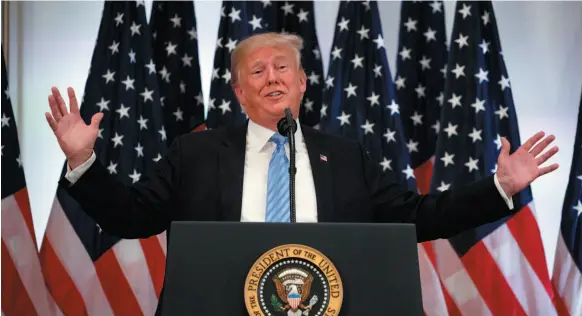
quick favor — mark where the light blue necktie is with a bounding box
[265,133,290,222]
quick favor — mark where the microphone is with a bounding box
[276,108,297,223]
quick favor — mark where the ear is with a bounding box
[233,83,247,106]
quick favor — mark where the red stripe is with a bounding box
[14,188,37,249]
[95,248,143,315]
[421,242,462,316]
[39,238,87,316]
[461,241,527,315]
[1,239,38,316]
[413,159,433,195]
[551,283,570,316]
[506,206,555,298]
[139,235,167,298]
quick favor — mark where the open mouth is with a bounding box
[265,91,284,99]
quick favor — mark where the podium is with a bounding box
[160,221,423,315]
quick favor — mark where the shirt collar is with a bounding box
[247,118,304,153]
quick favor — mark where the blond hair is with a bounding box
[230,32,304,86]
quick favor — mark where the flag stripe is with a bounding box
[139,236,166,298]
[13,189,36,246]
[505,205,557,301]
[553,233,582,315]
[113,239,158,315]
[461,241,527,315]
[413,158,434,195]
[433,240,491,315]
[157,231,167,255]
[421,241,462,316]
[417,245,449,316]
[42,200,113,315]
[40,240,87,316]
[1,240,37,316]
[95,250,143,316]
[483,215,557,315]
[1,194,58,316]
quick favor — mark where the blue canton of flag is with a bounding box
[428,2,557,315]
[551,89,582,315]
[320,0,415,189]
[40,2,167,315]
[150,0,206,141]
[206,0,278,129]
[395,0,447,194]
[273,1,324,128]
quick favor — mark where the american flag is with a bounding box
[551,90,582,315]
[1,48,61,316]
[39,2,168,315]
[395,0,447,194]
[150,0,206,137]
[394,2,459,315]
[320,0,416,190]
[205,0,277,129]
[428,1,558,314]
[272,1,324,128]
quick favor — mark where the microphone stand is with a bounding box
[277,108,297,223]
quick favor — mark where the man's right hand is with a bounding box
[46,87,103,170]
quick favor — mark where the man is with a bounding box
[46,31,557,306]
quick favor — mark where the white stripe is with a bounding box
[482,220,557,315]
[157,232,167,255]
[44,198,114,315]
[432,239,492,315]
[552,233,582,315]
[1,195,61,315]
[417,244,448,316]
[112,239,158,315]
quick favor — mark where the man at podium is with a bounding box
[46,33,557,251]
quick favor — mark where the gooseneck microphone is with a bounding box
[276,108,297,223]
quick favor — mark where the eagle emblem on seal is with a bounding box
[271,267,319,316]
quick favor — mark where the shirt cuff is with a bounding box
[494,173,514,210]
[65,152,97,185]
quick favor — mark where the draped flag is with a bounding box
[320,1,415,187]
[273,1,324,128]
[206,0,277,129]
[394,2,457,315]
[395,0,447,194]
[428,2,558,314]
[1,49,61,316]
[551,90,582,316]
[150,0,206,137]
[40,2,168,315]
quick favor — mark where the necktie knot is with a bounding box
[269,133,288,148]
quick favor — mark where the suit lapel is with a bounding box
[302,125,334,222]
[217,122,247,221]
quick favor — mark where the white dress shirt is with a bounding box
[65,119,513,222]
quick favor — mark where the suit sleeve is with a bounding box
[58,136,183,239]
[361,145,518,242]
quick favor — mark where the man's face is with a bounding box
[233,45,306,126]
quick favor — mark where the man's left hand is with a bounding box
[496,131,559,198]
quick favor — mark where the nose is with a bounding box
[266,66,279,85]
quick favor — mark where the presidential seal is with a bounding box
[244,244,343,316]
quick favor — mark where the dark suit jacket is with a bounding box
[61,122,516,314]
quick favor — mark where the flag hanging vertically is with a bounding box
[273,1,324,128]
[320,0,415,189]
[1,48,61,316]
[395,0,447,194]
[551,89,582,316]
[150,0,206,137]
[394,2,459,316]
[428,1,558,314]
[40,2,167,315]
[206,1,277,129]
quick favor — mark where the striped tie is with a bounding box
[265,133,290,222]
